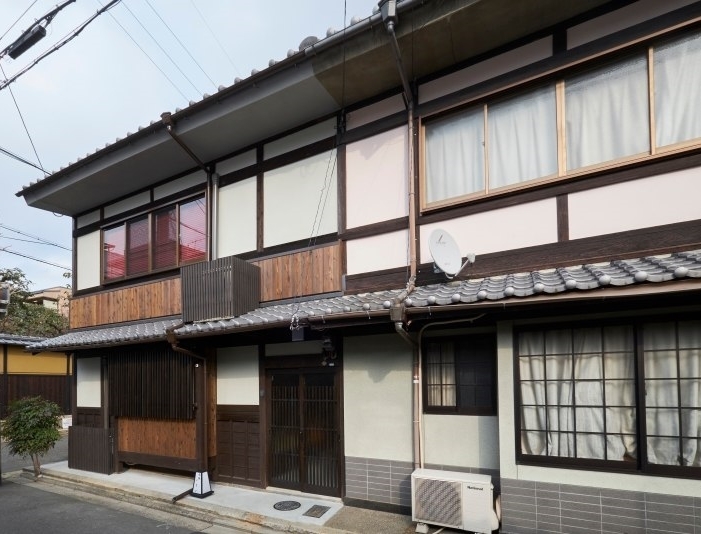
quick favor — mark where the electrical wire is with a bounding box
[0,0,122,92]
[0,247,71,271]
[0,63,46,175]
[0,144,46,173]
[0,1,39,44]
[118,0,204,97]
[99,0,189,102]
[188,0,241,78]
[145,0,218,91]
[0,224,71,251]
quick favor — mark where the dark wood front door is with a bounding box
[268,370,340,496]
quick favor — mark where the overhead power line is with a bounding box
[0,1,39,44]
[0,144,47,173]
[0,247,71,271]
[0,0,121,92]
[0,224,71,251]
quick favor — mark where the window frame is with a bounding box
[101,194,207,284]
[423,333,497,416]
[514,318,701,479]
[420,27,701,212]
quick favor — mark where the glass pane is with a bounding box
[608,433,637,462]
[521,431,546,455]
[103,225,125,281]
[646,407,679,435]
[576,433,605,459]
[681,408,701,436]
[520,381,544,405]
[521,406,546,431]
[605,380,635,406]
[645,379,678,408]
[566,54,649,170]
[153,207,177,269]
[547,406,573,431]
[545,330,571,355]
[678,320,701,349]
[605,352,635,379]
[574,353,603,380]
[546,380,573,406]
[606,406,637,434]
[681,439,701,467]
[519,356,544,381]
[643,322,676,349]
[488,85,557,188]
[603,325,634,352]
[573,327,602,354]
[644,352,678,379]
[546,354,572,380]
[576,407,604,432]
[654,32,701,147]
[680,350,701,379]
[425,107,485,203]
[647,436,681,465]
[518,331,544,355]
[575,381,603,406]
[179,197,207,264]
[126,217,149,276]
[549,432,575,457]
[680,380,701,407]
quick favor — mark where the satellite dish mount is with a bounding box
[428,229,475,279]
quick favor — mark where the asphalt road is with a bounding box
[1,431,68,475]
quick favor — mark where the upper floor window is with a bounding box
[424,333,496,415]
[103,196,206,282]
[517,319,701,477]
[422,30,701,210]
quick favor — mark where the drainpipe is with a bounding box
[165,326,213,500]
[381,0,421,470]
[210,173,219,260]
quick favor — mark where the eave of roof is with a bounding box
[27,249,701,352]
[0,333,46,347]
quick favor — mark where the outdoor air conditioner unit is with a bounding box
[411,468,499,534]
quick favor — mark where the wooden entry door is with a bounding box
[268,370,340,496]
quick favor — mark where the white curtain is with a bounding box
[566,55,649,170]
[426,342,456,406]
[488,85,557,189]
[425,107,485,204]
[654,32,701,148]
[644,320,701,467]
[519,327,636,461]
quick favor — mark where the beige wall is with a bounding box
[76,230,101,291]
[217,346,259,405]
[424,414,499,470]
[6,348,68,374]
[217,176,257,257]
[345,230,409,275]
[343,334,413,462]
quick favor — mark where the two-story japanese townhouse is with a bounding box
[17,1,701,532]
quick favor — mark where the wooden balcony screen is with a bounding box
[70,278,181,329]
[181,255,260,323]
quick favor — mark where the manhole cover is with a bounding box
[274,500,301,511]
[303,505,331,518]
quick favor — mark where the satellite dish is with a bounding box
[428,229,475,278]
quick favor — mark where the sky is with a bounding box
[0,0,380,291]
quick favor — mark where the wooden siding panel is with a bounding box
[216,405,261,486]
[70,278,182,329]
[117,417,196,459]
[69,426,112,474]
[1,375,71,418]
[252,243,341,302]
[75,407,102,428]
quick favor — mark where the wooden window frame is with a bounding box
[420,28,701,213]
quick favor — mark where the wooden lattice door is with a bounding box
[268,370,340,496]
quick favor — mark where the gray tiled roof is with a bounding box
[27,318,182,352]
[0,333,46,346]
[25,250,701,351]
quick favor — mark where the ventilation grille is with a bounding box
[413,477,462,528]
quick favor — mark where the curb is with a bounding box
[28,467,355,534]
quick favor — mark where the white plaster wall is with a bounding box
[103,191,150,219]
[419,199,557,263]
[217,150,256,176]
[154,171,206,200]
[567,0,697,49]
[343,334,413,461]
[346,127,408,229]
[423,414,499,469]
[496,321,517,479]
[76,231,101,290]
[217,346,259,405]
[419,38,552,104]
[264,118,336,160]
[77,357,101,407]
[217,176,257,257]
[346,94,405,130]
[568,169,701,240]
[346,230,409,275]
[264,151,338,247]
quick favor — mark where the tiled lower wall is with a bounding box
[345,456,500,511]
[501,478,701,534]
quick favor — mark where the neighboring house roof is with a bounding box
[0,333,46,346]
[27,250,701,352]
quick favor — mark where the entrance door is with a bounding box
[268,370,340,496]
